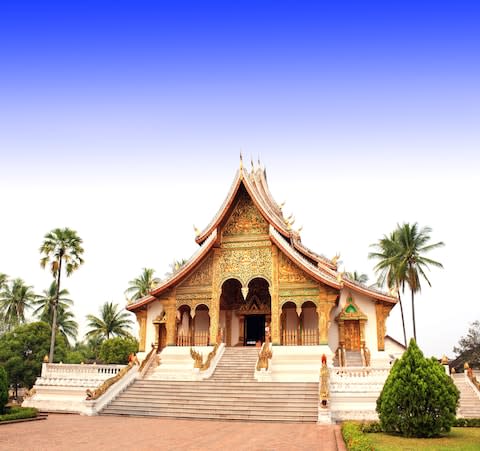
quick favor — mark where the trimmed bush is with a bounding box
[0,406,38,422]
[341,422,374,451]
[0,366,8,414]
[377,339,460,438]
[453,418,480,427]
[99,337,138,364]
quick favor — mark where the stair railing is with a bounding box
[138,343,159,379]
[464,363,480,400]
[256,338,273,371]
[319,354,330,407]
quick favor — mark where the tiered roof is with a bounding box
[127,160,397,311]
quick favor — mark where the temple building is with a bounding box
[127,160,398,365]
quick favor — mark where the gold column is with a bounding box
[271,245,280,345]
[135,309,147,352]
[375,302,391,351]
[165,295,177,346]
[359,319,366,347]
[238,315,245,345]
[209,248,221,345]
[338,320,345,347]
[153,318,161,348]
[226,310,232,346]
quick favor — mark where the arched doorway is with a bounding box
[176,305,192,346]
[242,278,271,346]
[193,304,210,346]
[219,278,244,346]
[281,301,299,345]
[300,301,319,345]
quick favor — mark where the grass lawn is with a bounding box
[367,428,480,450]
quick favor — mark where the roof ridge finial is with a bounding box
[251,157,254,172]
[239,151,243,170]
[193,225,200,237]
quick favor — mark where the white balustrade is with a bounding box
[329,366,391,392]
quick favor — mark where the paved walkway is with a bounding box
[0,414,346,451]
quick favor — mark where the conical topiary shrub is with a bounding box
[377,339,459,437]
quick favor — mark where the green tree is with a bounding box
[345,271,369,285]
[0,366,8,414]
[125,268,160,302]
[452,320,480,370]
[166,258,188,277]
[0,278,36,331]
[0,322,68,388]
[40,227,84,363]
[32,282,78,346]
[377,339,459,437]
[99,337,139,364]
[0,273,7,290]
[86,302,133,341]
[369,231,407,346]
[395,223,444,341]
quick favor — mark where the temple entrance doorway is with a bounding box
[344,320,361,350]
[245,314,265,346]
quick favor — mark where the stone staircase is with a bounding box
[100,347,318,422]
[345,351,363,367]
[452,373,480,418]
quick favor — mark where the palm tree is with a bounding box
[33,281,78,346]
[40,227,84,362]
[369,231,407,347]
[166,258,188,277]
[125,268,161,302]
[86,301,133,341]
[0,278,36,331]
[345,271,369,285]
[0,273,8,290]
[395,222,444,341]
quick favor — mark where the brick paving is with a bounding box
[0,414,346,451]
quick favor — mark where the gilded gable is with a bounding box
[279,252,316,284]
[178,254,213,288]
[222,191,269,238]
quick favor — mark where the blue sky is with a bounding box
[0,1,479,356]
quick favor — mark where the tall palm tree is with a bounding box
[345,271,369,285]
[125,268,161,302]
[0,273,8,290]
[166,258,188,277]
[86,301,133,341]
[33,281,78,346]
[40,227,84,362]
[369,231,407,347]
[0,278,36,331]
[395,222,444,341]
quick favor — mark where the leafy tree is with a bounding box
[40,227,84,363]
[166,258,188,277]
[86,301,133,341]
[345,271,369,285]
[99,337,139,364]
[0,278,36,331]
[395,223,444,341]
[452,320,480,370]
[0,273,7,290]
[0,322,68,388]
[32,281,78,346]
[377,339,459,438]
[0,366,8,414]
[370,231,407,346]
[125,268,160,302]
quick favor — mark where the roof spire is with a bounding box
[239,151,243,170]
[250,157,254,172]
[193,225,200,237]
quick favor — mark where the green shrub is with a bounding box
[377,339,460,438]
[99,337,138,364]
[0,366,8,414]
[359,421,382,433]
[453,418,480,427]
[0,406,38,422]
[341,422,374,451]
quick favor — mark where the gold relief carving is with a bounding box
[317,301,336,345]
[135,310,147,352]
[209,249,221,344]
[222,240,271,248]
[222,192,269,237]
[176,293,212,303]
[165,298,177,346]
[218,247,272,286]
[180,255,213,287]
[375,302,392,351]
[279,253,314,283]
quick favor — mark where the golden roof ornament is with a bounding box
[239,152,243,170]
[43,354,49,363]
[193,225,200,237]
[331,254,340,265]
[441,355,449,365]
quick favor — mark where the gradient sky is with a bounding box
[1,1,479,357]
